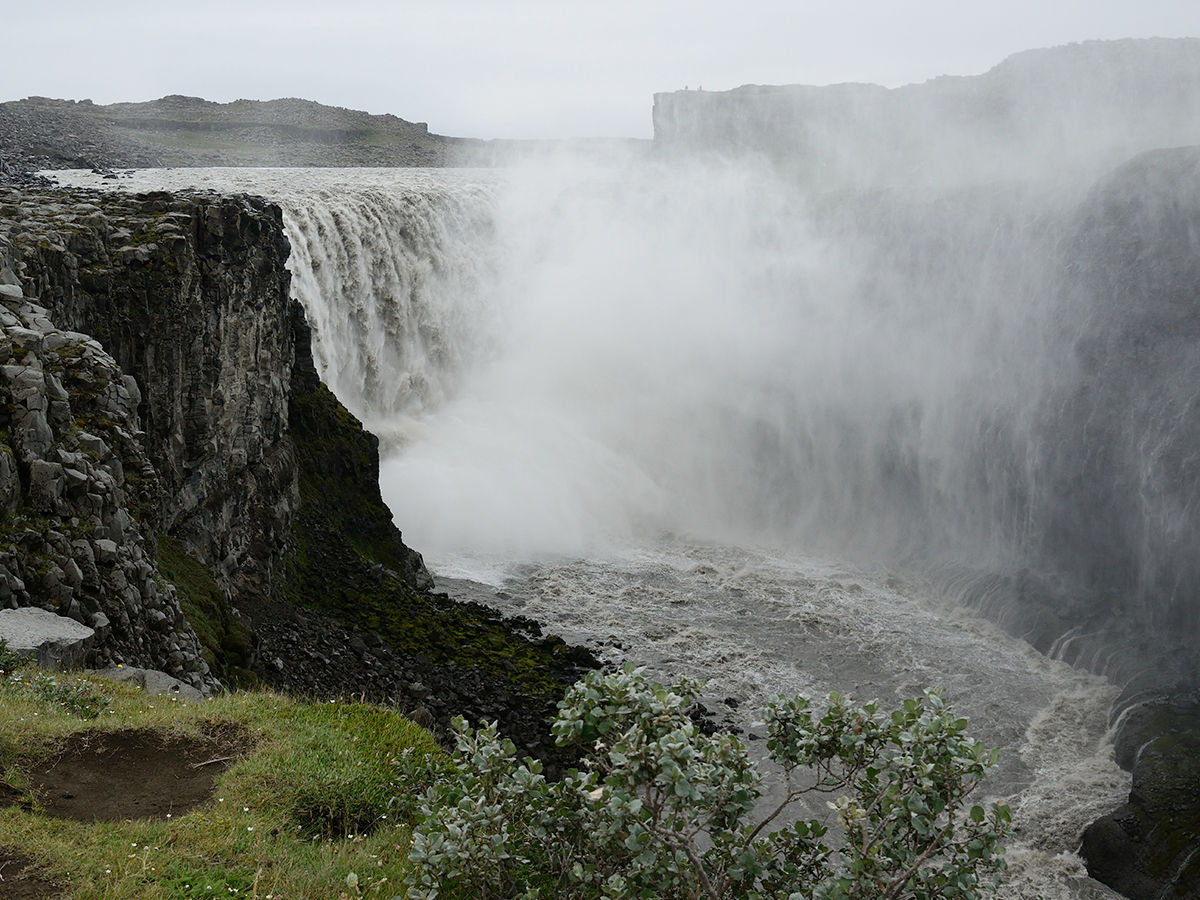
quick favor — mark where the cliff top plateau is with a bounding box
[0,94,477,174]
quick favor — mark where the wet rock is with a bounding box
[1082,702,1200,899]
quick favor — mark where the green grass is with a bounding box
[0,661,444,898]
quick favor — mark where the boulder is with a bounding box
[0,606,95,669]
[93,665,205,701]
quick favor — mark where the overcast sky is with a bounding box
[5,1,1198,139]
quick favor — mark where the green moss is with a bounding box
[157,535,257,689]
[282,331,589,706]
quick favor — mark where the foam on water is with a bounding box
[448,541,1128,900]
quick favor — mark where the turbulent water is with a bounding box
[54,164,1147,898]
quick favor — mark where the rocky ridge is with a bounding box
[0,95,476,171]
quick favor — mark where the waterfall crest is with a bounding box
[280,171,500,439]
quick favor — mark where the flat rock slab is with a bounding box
[0,608,93,670]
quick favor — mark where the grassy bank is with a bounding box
[0,655,439,899]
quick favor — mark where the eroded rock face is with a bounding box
[0,284,211,687]
[0,186,309,688]
[2,187,297,610]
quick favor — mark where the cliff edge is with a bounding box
[0,184,596,759]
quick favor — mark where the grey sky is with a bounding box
[5,1,1198,139]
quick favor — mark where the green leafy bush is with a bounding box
[402,665,1010,899]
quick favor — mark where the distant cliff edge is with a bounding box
[653,38,1200,187]
[0,95,480,171]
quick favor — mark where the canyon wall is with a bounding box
[0,184,435,686]
[651,41,1200,897]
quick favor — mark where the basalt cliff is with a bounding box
[0,184,595,762]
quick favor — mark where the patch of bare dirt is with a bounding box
[0,848,61,899]
[16,726,250,822]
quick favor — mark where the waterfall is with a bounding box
[279,170,500,442]
[276,165,1063,562]
[65,158,1199,676]
[275,160,1197,669]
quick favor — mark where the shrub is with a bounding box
[402,665,1010,899]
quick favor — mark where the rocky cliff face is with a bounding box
[3,187,299,611]
[0,186,309,687]
[0,183,598,761]
[1,228,213,687]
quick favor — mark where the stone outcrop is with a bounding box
[0,606,95,670]
[93,665,205,701]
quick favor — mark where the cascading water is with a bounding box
[274,170,499,444]
[55,149,1199,898]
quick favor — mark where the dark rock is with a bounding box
[1082,702,1200,899]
